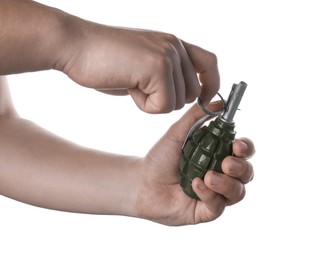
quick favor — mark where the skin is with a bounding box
[0,79,254,226]
[0,0,219,113]
[0,1,255,226]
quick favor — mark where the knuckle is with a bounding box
[145,49,174,73]
[211,203,226,220]
[151,52,173,73]
[227,185,246,206]
[244,162,254,184]
[163,33,180,45]
[156,34,181,61]
[206,51,218,67]
[236,185,246,203]
[222,156,254,184]
[238,160,253,184]
[211,195,227,217]
[237,183,246,201]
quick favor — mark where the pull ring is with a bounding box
[197,93,226,117]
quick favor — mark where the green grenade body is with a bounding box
[179,117,236,200]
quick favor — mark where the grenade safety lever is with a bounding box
[179,81,247,200]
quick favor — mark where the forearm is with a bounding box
[0,0,71,75]
[0,117,141,217]
[0,76,18,117]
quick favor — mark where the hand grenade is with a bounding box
[179,81,247,200]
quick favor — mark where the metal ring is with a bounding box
[197,93,226,117]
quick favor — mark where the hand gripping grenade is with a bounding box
[179,81,247,200]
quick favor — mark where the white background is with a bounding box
[1,0,314,259]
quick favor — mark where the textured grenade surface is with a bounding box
[179,117,236,200]
[179,81,247,200]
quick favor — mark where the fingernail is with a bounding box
[239,140,248,153]
[211,172,223,185]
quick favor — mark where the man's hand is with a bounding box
[0,0,219,114]
[134,101,255,225]
[57,22,220,113]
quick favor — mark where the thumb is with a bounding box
[128,87,175,114]
[166,100,224,146]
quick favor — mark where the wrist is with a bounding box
[52,13,85,73]
[87,154,145,218]
[113,156,145,218]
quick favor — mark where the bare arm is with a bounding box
[0,0,67,74]
[0,116,141,216]
[0,76,18,117]
[0,2,253,225]
[0,94,254,225]
[0,0,219,113]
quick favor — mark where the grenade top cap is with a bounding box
[220,81,247,123]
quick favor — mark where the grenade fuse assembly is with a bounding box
[179,81,247,200]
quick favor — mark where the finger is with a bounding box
[204,171,246,206]
[182,41,220,103]
[132,39,187,113]
[233,137,256,159]
[222,156,254,184]
[192,177,226,216]
[128,88,149,112]
[128,68,176,114]
[170,45,186,110]
[167,100,224,144]
[162,36,200,104]
[175,40,201,103]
